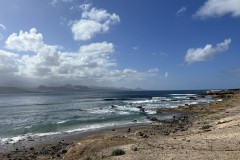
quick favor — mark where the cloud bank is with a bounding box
[194,0,240,19]
[0,28,155,87]
[185,39,231,64]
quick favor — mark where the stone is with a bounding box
[150,117,158,121]
[111,105,117,108]
[61,149,67,154]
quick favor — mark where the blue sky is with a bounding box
[0,0,239,90]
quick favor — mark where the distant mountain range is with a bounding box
[0,85,145,94]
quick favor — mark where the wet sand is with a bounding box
[1,89,240,160]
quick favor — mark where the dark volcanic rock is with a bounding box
[140,108,145,112]
[61,149,67,154]
[150,117,159,121]
[111,105,117,108]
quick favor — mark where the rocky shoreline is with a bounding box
[0,89,239,160]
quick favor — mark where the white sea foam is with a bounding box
[118,111,131,115]
[0,135,27,144]
[57,121,66,124]
[89,108,114,114]
[33,132,61,137]
[65,123,116,133]
[129,97,171,104]
[173,96,188,99]
[115,105,139,112]
[145,110,156,114]
[0,132,61,145]
[190,102,198,105]
[170,94,196,96]
[129,100,152,104]
[152,97,171,101]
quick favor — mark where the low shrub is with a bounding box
[84,156,91,160]
[201,124,212,130]
[111,149,125,156]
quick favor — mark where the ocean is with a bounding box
[0,90,219,146]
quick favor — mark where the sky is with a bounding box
[0,0,240,90]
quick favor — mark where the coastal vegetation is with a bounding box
[111,149,126,156]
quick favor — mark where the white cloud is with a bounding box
[194,0,240,19]
[82,7,120,23]
[6,28,60,77]
[50,0,73,6]
[148,68,159,73]
[6,28,45,52]
[0,50,18,74]
[133,46,139,50]
[185,39,231,64]
[2,28,157,87]
[0,24,6,30]
[79,3,92,11]
[164,72,168,78]
[176,6,186,16]
[71,4,120,41]
[71,20,103,41]
[0,24,6,41]
[79,41,114,57]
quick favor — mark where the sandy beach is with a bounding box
[1,89,240,160]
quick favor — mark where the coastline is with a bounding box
[1,89,240,159]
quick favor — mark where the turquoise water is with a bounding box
[0,90,216,144]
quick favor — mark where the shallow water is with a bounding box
[0,90,217,145]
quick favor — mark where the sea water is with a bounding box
[0,90,217,145]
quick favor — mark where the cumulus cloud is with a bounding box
[6,28,45,52]
[1,28,156,87]
[185,39,231,64]
[71,4,120,41]
[194,0,240,19]
[5,28,62,78]
[0,50,18,74]
[176,6,186,16]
